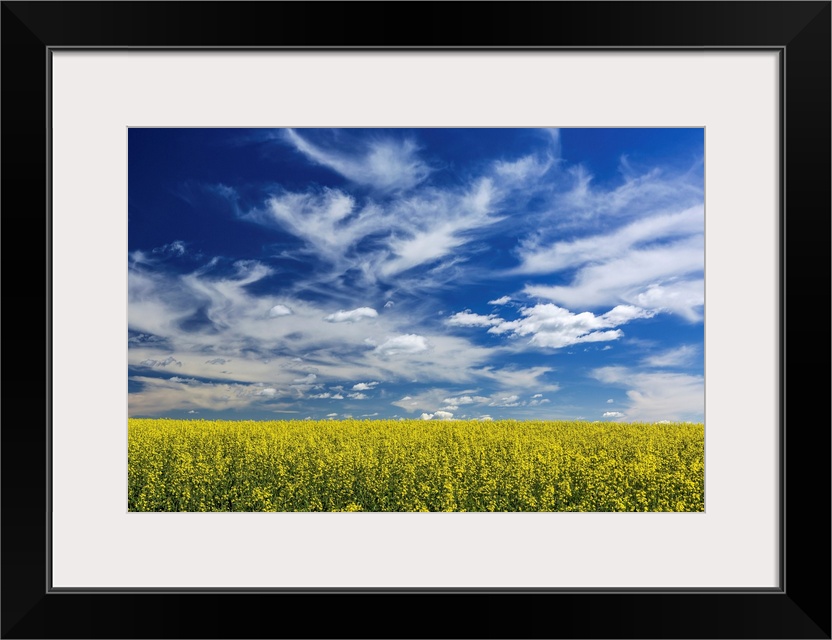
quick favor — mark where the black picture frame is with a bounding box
[3,2,829,638]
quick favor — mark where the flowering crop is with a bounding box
[128,418,704,512]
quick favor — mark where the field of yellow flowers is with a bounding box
[128,418,704,512]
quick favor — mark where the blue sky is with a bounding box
[128,128,704,423]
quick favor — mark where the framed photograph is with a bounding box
[3,2,829,638]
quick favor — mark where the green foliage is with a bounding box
[128,418,704,512]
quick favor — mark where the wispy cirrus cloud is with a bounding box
[642,344,699,368]
[592,366,704,422]
[284,129,433,193]
[511,163,704,321]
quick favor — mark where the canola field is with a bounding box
[128,418,704,512]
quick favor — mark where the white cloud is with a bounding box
[324,307,378,323]
[268,304,293,317]
[284,129,432,193]
[524,235,703,309]
[446,311,501,328]
[326,413,338,417]
[248,188,378,266]
[493,154,553,183]
[607,398,614,403]
[477,415,494,421]
[553,163,702,224]
[514,201,703,321]
[630,279,704,322]
[347,392,368,400]
[642,344,699,368]
[331,393,344,400]
[488,296,512,305]
[475,366,558,392]
[139,356,182,368]
[384,300,394,308]
[489,394,520,407]
[373,334,429,357]
[378,178,503,277]
[516,206,703,275]
[532,393,543,398]
[129,376,291,416]
[592,366,704,422]
[293,374,317,384]
[352,381,379,391]
[442,395,489,406]
[477,303,655,349]
[152,240,187,257]
[420,410,454,421]
[603,411,625,418]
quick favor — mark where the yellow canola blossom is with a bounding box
[128,418,704,512]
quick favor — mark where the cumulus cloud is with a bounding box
[384,300,394,308]
[603,411,625,418]
[373,334,429,357]
[488,296,512,305]
[268,304,293,318]
[421,410,454,421]
[352,381,379,391]
[293,374,317,384]
[607,399,614,403]
[532,393,543,398]
[324,307,378,323]
[457,303,655,349]
[347,392,368,400]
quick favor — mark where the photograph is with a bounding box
[128,127,705,512]
[3,0,828,635]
